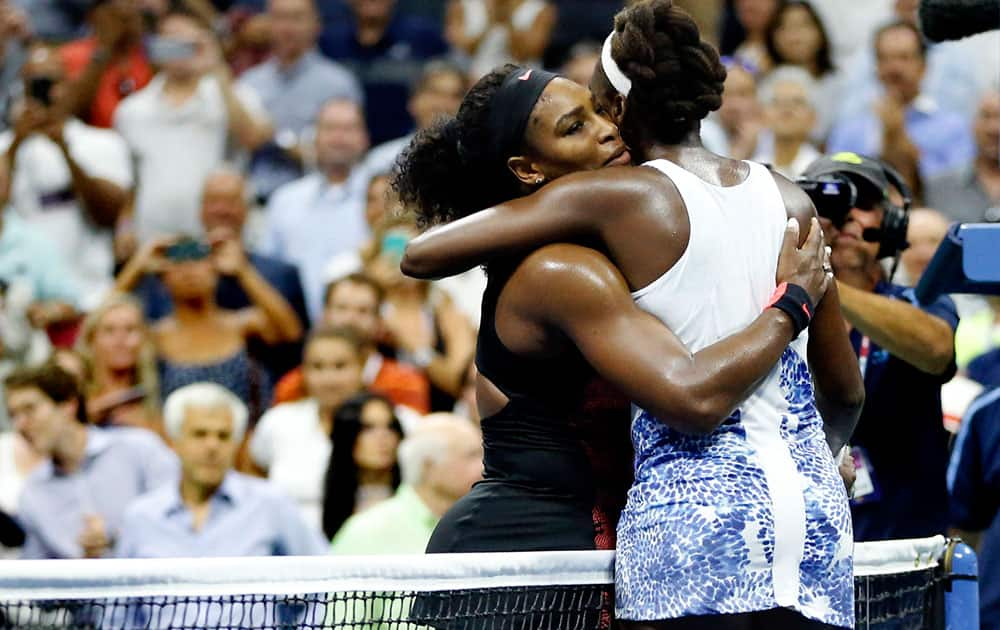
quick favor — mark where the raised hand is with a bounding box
[775,217,833,306]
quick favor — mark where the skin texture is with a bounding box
[401,71,861,443]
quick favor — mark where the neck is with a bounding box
[635,127,706,163]
[412,483,454,518]
[164,73,201,91]
[94,363,135,393]
[180,476,220,508]
[173,297,216,323]
[976,152,1000,177]
[52,422,88,473]
[358,468,393,486]
[322,166,352,185]
[357,15,390,46]
[772,136,804,167]
[275,48,308,69]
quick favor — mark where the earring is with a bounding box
[535,177,545,185]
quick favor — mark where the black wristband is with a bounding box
[767,282,814,338]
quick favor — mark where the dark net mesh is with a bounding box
[854,567,946,630]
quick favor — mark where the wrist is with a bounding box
[765,282,814,339]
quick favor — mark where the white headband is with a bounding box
[601,32,632,97]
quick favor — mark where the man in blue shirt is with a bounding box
[319,0,449,145]
[6,363,176,559]
[117,382,326,558]
[949,386,1000,629]
[239,0,363,200]
[261,99,370,320]
[827,21,974,183]
[805,154,959,541]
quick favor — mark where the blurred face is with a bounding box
[424,424,483,501]
[735,0,779,34]
[200,172,248,240]
[772,5,823,67]
[765,80,816,141]
[302,337,364,410]
[21,47,67,111]
[718,66,758,132]
[175,405,238,491]
[158,14,210,80]
[351,0,396,23]
[409,71,465,131]
[8,387,74,457]
[975,93,1000,163]
[323,281,380,342]
[876,26,925,103]
[268,0,319,62]
[92,304,144,373]
[352,399,400,473]
[513,78,630,185]
[900,210,949,281]
[161,258,218,301]
[830,193,886,272]
[365,175,390,228]
[315,101,369,173]
[563,51,600,87]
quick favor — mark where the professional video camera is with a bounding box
[795,173,857,230]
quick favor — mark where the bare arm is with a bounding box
[402,168,640,279]
[837,281,955,375]
[517,245,806,434]
[444,1,486,55]
[773,174,865,453]
[216,66,273,151]
[425,295,476,397]
[508,4,557,62]
[51,130,126,228]
[216,241,302,344]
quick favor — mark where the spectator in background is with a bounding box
[320,0,449,145]
[273,274,431,414]
[75,294,160,432]
[250,327,366,530]
[366,220,475,412]
[59,0,153,129]
[7,362,176,558]
[13,0,84,43]
[114,8,272,244]
[762,0,841,140]
[560,40,600,87]
[898,207,949,286]
[117,382,326,557]
[806,154,958,542]
[331,413,482,554]
[729,0,779,72]
[948,386,1000,630]
[0,426,40,556]
[926,91,1000,224]
[1,46,131,311]
[752,65,820,179]
[954,298,1000,378]
[445,0,557,81]
[113,232,303,421]
[364,59,465,177]
[827,21,975,188]
[131,167,309,380]
[321,392,402,541]
[804,0,892,75]
[705,58,761,161]
[262,98,370,321]
[239,0,363,200]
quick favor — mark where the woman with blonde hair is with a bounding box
[75,293,161,431]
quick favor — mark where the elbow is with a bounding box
[918,334,955,376]
[400,247,437,280]
[655,398,731,436]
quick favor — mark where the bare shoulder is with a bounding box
[507,244,631,316]
[769,169,816,225]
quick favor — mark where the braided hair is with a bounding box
[391,65,527,228]
[609,0,727,145]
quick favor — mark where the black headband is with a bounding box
[486,67,560,164]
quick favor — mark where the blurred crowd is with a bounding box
[0,0,997,596]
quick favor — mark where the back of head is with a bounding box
[610,0,727,145]
[392,65,524,228]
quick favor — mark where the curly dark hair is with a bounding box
[764,1,835,77]
[610,0,727,145]
[391,65,528,228]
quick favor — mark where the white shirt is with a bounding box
[752,133,822,180]
[114,74,267,243]
[0,119,131,308]
[249,398,331,532]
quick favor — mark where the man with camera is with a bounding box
[801,152,959,542]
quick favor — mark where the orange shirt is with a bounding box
[60,39,153,129]
[273,354,431,415]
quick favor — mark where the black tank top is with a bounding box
[474,263,596,498]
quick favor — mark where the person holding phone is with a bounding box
[0,45,132,311]
[114,233,303,422]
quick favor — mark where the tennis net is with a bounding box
[0,537,973,629]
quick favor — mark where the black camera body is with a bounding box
[796,173,857,230]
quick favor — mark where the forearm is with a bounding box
[838,281,954,374]
[880,128,921,193]
[507,9,555,61]
[807,283,865,453]
[113,255,148,293]
[236,265,302,342]
[218,72,272,151]
[59,144,126,227]
[63,48,112,120]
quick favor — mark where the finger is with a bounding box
[806,217,824,254]
[780,218,799,258]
